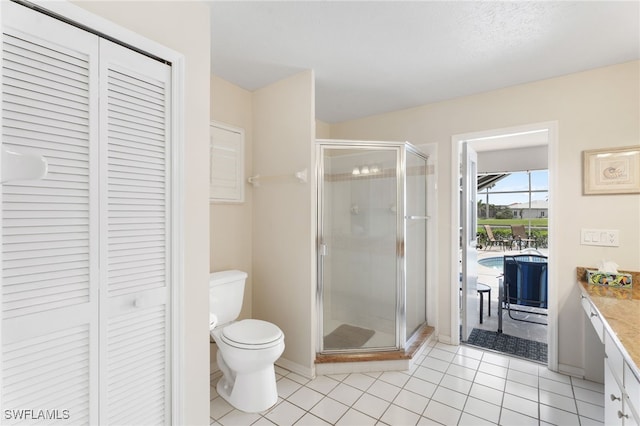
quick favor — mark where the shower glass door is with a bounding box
[318,145,400,351]
[405,149,428,340]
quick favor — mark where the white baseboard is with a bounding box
[276,357,314,379]
[437,334,454,345]
[315,358,410,376]
[557,363,585,379]
[210,362,220,377]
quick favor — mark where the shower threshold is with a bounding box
[314,325,434,375]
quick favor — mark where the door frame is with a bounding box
[0,1,187,422]
[450,121,559,372]
[415,144,438,330]
[460,144,479,342]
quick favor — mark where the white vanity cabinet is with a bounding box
[605,359,625,425]
[578,268,640,426]
[579,283,640,426]
[581,293,604,342]
[602,322,640,425]
[626,363,640,426]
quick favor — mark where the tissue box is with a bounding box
[586,270,632,288]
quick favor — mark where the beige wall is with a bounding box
[331,61,640,377]
[252,71,316,375]
[74,1,211,424]
[316,119,332,138]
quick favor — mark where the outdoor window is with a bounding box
[477,170,549,248]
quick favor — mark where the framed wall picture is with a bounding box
[583,145,640,195]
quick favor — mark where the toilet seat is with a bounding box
[221,319,283,350]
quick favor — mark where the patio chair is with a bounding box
[483,224,509,251]
[500,254,548,328]
[511,224,536,250]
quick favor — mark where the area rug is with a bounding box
[324,324,375,349]
[466,328,548,363]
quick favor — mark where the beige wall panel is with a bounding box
[316,119,332,138]
[252,71,316,374]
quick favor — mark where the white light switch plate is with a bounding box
[581,229,619,247]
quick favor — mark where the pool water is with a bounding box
[478,254,546,272]
[478,257,503,271]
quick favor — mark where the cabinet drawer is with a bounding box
[606,331,624,382]
[581,294,604,342]
[624,394,639,426]
[625,362,640,417]
[606,360,624,426]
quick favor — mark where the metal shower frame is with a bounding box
[315,139,429,354]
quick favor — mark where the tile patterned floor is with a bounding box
[210,341,604,425]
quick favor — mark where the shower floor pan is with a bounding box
[315,324,434,375]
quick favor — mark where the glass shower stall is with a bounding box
[316,139,428,353]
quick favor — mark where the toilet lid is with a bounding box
[221,319,283,348]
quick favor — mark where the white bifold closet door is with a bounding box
[99,40,171,426]
[1,2,172,425]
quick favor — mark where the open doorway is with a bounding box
[452,123,558,369]
[474,170,548,345]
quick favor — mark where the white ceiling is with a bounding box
[210,1,639,124]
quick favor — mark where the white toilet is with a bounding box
[209,270,285,413]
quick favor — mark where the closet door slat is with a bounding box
[3,92,88,121]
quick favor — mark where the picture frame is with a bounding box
[583,145,640,195]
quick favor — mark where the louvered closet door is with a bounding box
[99,40,172,426]
[2,3,174,425]
[1,2,99,425]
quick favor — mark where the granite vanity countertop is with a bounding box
[577,267,640,375]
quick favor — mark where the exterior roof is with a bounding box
[508,200,548,209]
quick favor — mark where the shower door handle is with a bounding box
[319,244,328,256]
[406,215,430,220]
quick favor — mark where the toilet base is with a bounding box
[216,363,278,413]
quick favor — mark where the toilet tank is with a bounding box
[209,270,248,326]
